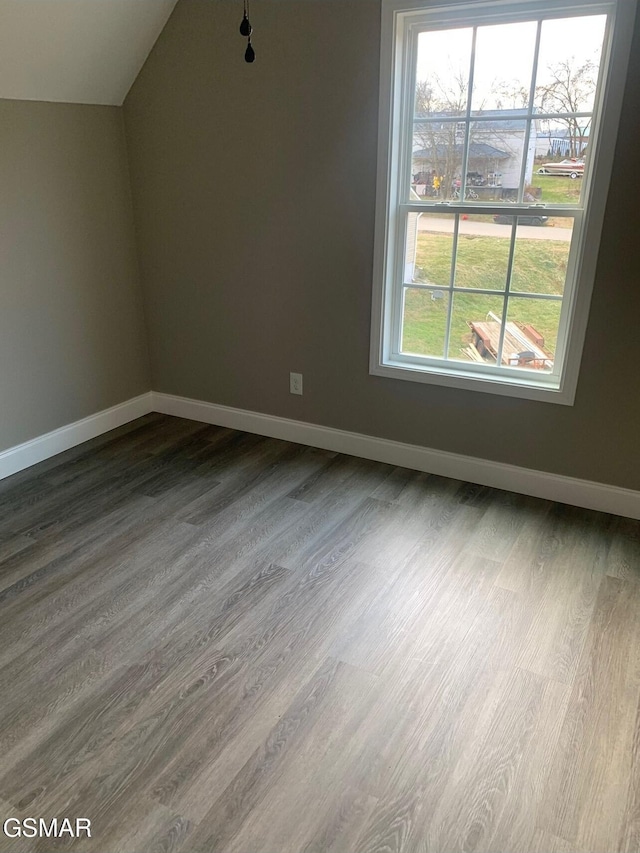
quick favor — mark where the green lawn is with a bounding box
[414,231,569,295]
[404,231,566,361]
[531,173,582,204]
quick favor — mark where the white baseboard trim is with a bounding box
[2,390,637,519]
[0,392,154,481]
[152,392,640,520]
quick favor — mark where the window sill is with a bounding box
[370,357,575,405]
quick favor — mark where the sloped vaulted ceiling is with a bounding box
[0,0,178,105]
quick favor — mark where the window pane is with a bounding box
[531,161,586,204]
[449,293,505,363]
[401,288,449,358]
[412,121,465,200]
[415,27,473,119]
[464,118,531,200]
[511,217,574,295]
[535,16,607,116]
[471,21,538,114]
[504,297,562,369]
[533,14,606,204]
[409,214,454,285]
[454,217,512,291]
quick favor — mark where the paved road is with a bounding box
[416,215,572,242]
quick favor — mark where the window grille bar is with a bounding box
[459,28,478,205]
[413,110,593,124]
[402,282,563,301]
[517,20,544,204]
[496,218,520,365]
[443,214,460,358]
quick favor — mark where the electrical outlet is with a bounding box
[290,372,303,395]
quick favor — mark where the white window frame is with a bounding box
[371,0,637,404]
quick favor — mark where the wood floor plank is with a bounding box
[186,657,375,853]
[291,447,395,502]
[539,575,640,851]
[0,515,202,681]
[0,491,167,603]
[606,514,640,583]
[18,551,377,830]
[299,786,379,853]
[149,643,328,821]
[0,555,294,780]
[493,500,563,595]
[0,448,166,540]
[99,805,193,853]
[462,490,551,564]
[163,562,381,815]
[177,445,331,537]
[0,533,34,564]
[86,502,309,665]
[0,414,638,853]
[515,507,609,685]
[352,476,481,571]
[188,657,348,851]
[529,829,577,853]
[0,460,320,684]
[0,414,162,500]
[38,415,196,489]
[423,667,551,852]
[278,474,399,572]
[344,586,524,809]
[152,558,387,824]
[475,676,570,853]
[369,465,427,503]
[210,661,379,853]
[332,512,490,674]
[177,439,318,526]
[619,691,640,853]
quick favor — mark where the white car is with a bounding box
[537,159,585,179]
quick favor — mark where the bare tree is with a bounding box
[492,81,530,110]
[537,59,597,158]
[414,78,467,197]
[413,76,523,199]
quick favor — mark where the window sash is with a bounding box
[395,0,614,32]
[391,209,581,377]
[400,9,609,208]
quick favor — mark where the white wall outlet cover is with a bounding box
[290,373,303,395]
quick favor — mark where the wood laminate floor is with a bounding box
[0,414,638,853]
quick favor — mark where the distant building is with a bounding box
[413,109,538,192]
[535,124,590,158]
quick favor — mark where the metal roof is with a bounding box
[413,142,511,160]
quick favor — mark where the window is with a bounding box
[371,0,636,403]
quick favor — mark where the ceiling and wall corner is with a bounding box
[0,0,178,105]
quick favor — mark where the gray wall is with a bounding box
[125,0,640,491]
[0,99,150,452]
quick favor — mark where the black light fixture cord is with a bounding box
[240,0,255,62]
